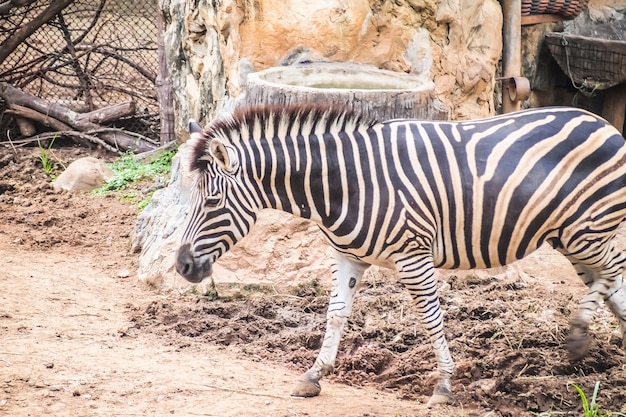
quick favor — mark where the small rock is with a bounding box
[53,157,114,193]
[117,270,130,278]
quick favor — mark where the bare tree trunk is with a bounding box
[156,9,176,145]
[0,0,75,65]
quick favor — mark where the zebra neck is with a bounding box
[245,144,328,223]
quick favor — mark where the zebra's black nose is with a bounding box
[175,243,211,283]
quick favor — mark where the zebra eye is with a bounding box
[204,195,222,208]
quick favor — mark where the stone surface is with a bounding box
[160,0,504,139]
[243,61,449,121]
[53,157,114,193]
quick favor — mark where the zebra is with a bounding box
[175,104,626,406]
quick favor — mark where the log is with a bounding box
[75,101,136,124]
[0,82,155,152]
[5,104,73,131]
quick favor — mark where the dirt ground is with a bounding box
[1,145,626,417]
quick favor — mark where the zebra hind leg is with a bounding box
[291,249,368,398]
[397,258,457,406]
[559,243,626,360]
[605,274,626,348]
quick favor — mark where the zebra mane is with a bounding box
[190,103,379,172]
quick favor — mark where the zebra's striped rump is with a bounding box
[177,104,626,405]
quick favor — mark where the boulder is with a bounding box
[53,156,114,193]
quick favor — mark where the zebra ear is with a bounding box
[209,139,239,174]
[189,119,203,141]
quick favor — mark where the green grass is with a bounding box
[37,134,58,176]
[93,149,176,207]
[568,381,626,417]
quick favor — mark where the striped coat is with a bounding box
[176,105,626,405]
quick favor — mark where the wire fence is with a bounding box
[0,0,160,146]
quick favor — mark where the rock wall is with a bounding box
[160,0,503,140]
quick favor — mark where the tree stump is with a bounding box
[242,61,449,121]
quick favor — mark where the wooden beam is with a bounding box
[602,83,626,135]
[502,0,522,113]
[521,14,568,26]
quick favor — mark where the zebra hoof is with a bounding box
[567,326,591,361]
[291,378,321,398]
[426,382,458,407]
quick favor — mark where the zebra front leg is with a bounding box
[398,258,457,406]
[291,249,368,397]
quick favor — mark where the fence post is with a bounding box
[156,9,176,145]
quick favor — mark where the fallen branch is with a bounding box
[75,101,136,124]
[190,382,292,400]
[5,104,73,131]
[16,131,122,154]
[0,82,155,153]
[57,11,94,108]
[86,127,159,147]
[133,141,178,161]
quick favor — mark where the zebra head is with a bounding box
[175,118,256,283]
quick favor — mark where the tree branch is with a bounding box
[3,130,122,154]
[0,0,76,65]
[56,11,93,108]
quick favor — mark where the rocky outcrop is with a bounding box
[160,0,503,140]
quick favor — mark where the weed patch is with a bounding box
[93,149,176,206]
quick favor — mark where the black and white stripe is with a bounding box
[176,104,626,405]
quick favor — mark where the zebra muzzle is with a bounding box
[175,243,213,283]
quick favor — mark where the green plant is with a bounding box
[37,134,57,175]
[569,381,626,417]
[93,149,176,206]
